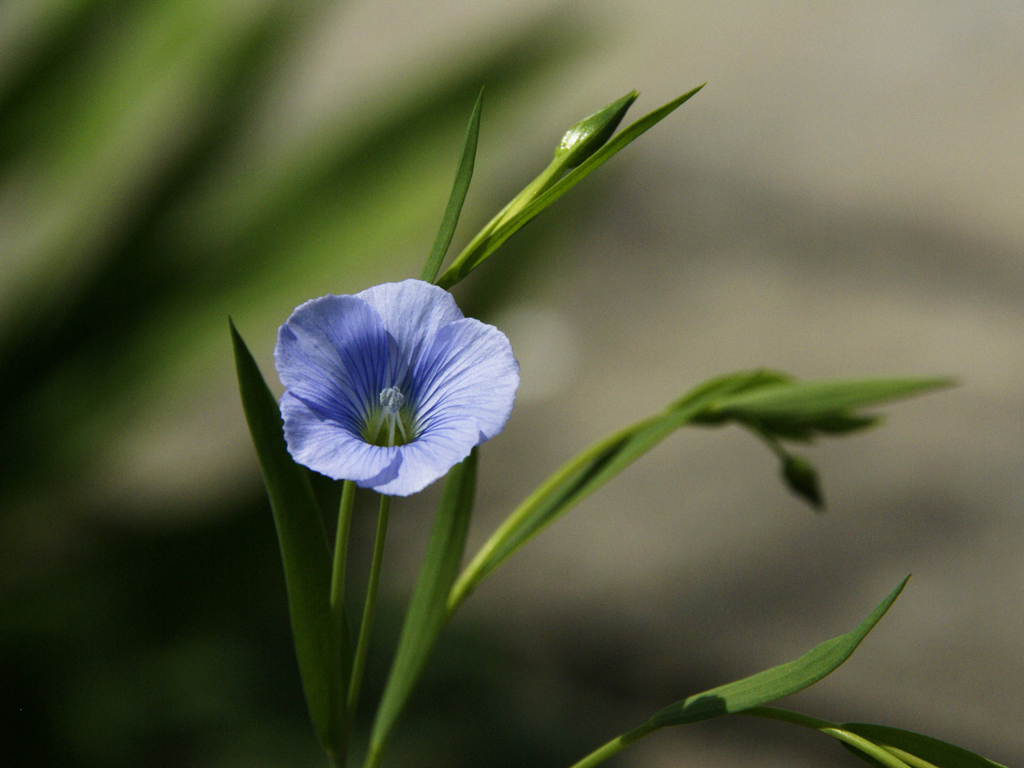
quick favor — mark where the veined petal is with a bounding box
[411,318,520,441]
[275,295,391,431]
[275,280,519,497]
[356,280,464,368]
[280,392,400,483]
[369,433,471,496]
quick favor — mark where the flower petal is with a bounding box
[275,294,391,432]
[280,392,400,484]
[274,281,519,497]
[411,317,520,441]
[369,435,469,496]
[356,280,464,368]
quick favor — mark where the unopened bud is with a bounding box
[781,453,825,511]
[555,90,639,168]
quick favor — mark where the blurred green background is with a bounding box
[2,2,1021,767]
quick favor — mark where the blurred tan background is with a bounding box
[1,2,1021,767]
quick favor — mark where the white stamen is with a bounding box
[379,386,404,413]
[378,386,406,447]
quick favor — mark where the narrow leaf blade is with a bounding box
[708,378,955,420]
[436,84,704,288]
[368,449,478,763]
[230,320,336,746]
[649,577,910,727]
[449,370,762,609]
[841,723,1009,768]
[421,89,483,284]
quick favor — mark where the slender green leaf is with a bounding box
[566,583,909,768]
[518,84,704,219]
[436,84,704,288]
[450,372,949,609]
[421,89,484,284]
[703,377,955,422]
[742,708,916,768]
[448,370,774,610]
[230,320,339,749]
[841,723,1009,768]
[366,449,478,768]
[649,576,910,726]
[744,707,1008,768]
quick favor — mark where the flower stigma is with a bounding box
[367,386,411,448]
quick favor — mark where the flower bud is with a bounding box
[554,90,639,168]
[781,453,824,511]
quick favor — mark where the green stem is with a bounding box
[566,722,658,768]
[741,707,915,768]
[326,481,357,764]
[331,481,357,607]
[347,494,391,720]
[438,158,565,288]
[446,414,663,613]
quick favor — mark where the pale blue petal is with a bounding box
[275,280,519,497]
[411,318,520,441]
[370,436,469,496]
[275,294,391,431]
[371,318,519,496]
[356,280,463,369]
[280,392,400,483]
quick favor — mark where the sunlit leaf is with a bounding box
[436,84,703,288]
[448,370,784,610]
[701,377,954,424]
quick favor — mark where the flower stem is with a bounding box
[328,480,357,764]
[566,722,659,768]
[347,493,391,720]
[331,481,357,607]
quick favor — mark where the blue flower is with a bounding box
[274,279,519,496]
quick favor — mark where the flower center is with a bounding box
[363,386,416,447]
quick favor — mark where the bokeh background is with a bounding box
[1,2,1021,767]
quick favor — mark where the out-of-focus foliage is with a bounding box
[0,2,598,765]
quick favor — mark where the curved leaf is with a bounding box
[841,723,1009,768]
[700,377,954,423]
[448,370,768,610]
[649,576,909,726]
[437,85,704,289]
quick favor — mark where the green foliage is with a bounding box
[449,371,945,608]
[841,722,1008,768]
[781,453,825,509]
[421,90,484,285]
[649,577,908,727]
[743,708,1007,768]
[436,85,704,289]
[693,376,955,438]
[692,373,953,510]
[230,320,347,753]
[566,580,909,768]
[367,450,478,768]
[553,90,639,168]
